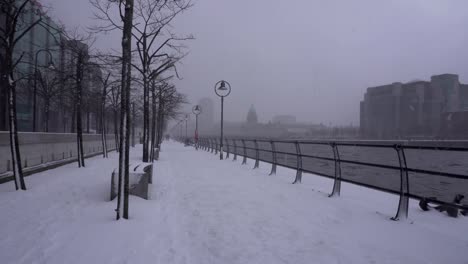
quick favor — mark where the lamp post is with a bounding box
[33,49,55,132]
[179,120,182,141]
[214,80,231,160]
[192,105,202,150]
[184,114,189,145]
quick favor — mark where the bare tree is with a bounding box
[57,30,95,168]
[92,0,193,162]
[108,83,121,151]
[98,72,111,157]
[0,0,47,190]
[91,0,192,219]
[35,68,63,132]
[150,80,186,158]
[131,0,193,162]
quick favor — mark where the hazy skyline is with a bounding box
[42,0,468,125]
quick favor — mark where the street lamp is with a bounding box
[33,49,55,132]
[178,120,182,141]
[214,80,231,160]
[184,114,189,145]
[192,105,202,150]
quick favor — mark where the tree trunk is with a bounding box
[76,52,85,167]
[86,107,90,134]
[71,103,76,133]
[116,0,134,220]
[141,33,150,162]
[101,85,108,158]
[113,109,119,152]
[156,89,164,150]
[142,74,149,161]
[0,78,7,131]
[158,112,164,149]
[132,102,135,147]
[7,74,26,190]
[150,81,157,161]
[44,99,50,132]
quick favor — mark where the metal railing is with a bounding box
[194,137,468,221]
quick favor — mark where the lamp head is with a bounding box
[192,105,202,115]
[48,60,56,70]
[218,80,228,91]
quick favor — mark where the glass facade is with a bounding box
[14,1,63,131]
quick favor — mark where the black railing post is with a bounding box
[269,140,277,175]
[292,141,303,184]
[242,139,247,165]
[225,138,230,159]
[329,143,342,197]
[233,139,238,161]
[253,140,260,169]
[392,144,410,221]
[215,138,219,155]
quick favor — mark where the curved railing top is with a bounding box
[202,136,468,152]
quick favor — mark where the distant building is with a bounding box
[272,115,296,125]
[360,74,468,139]
[197,97,215,135]
[246,104,258,125]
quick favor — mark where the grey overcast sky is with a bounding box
[42,0,468,125]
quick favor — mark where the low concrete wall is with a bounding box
[0,132,117,176]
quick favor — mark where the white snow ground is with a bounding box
[1,141,467,264]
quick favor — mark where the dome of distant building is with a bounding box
[246,104,258,124]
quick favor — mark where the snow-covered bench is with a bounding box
[110,163,153,200]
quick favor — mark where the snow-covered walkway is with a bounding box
[1,141,467,264]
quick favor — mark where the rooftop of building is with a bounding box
[365,73,465,98]
[430,73,459,81]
